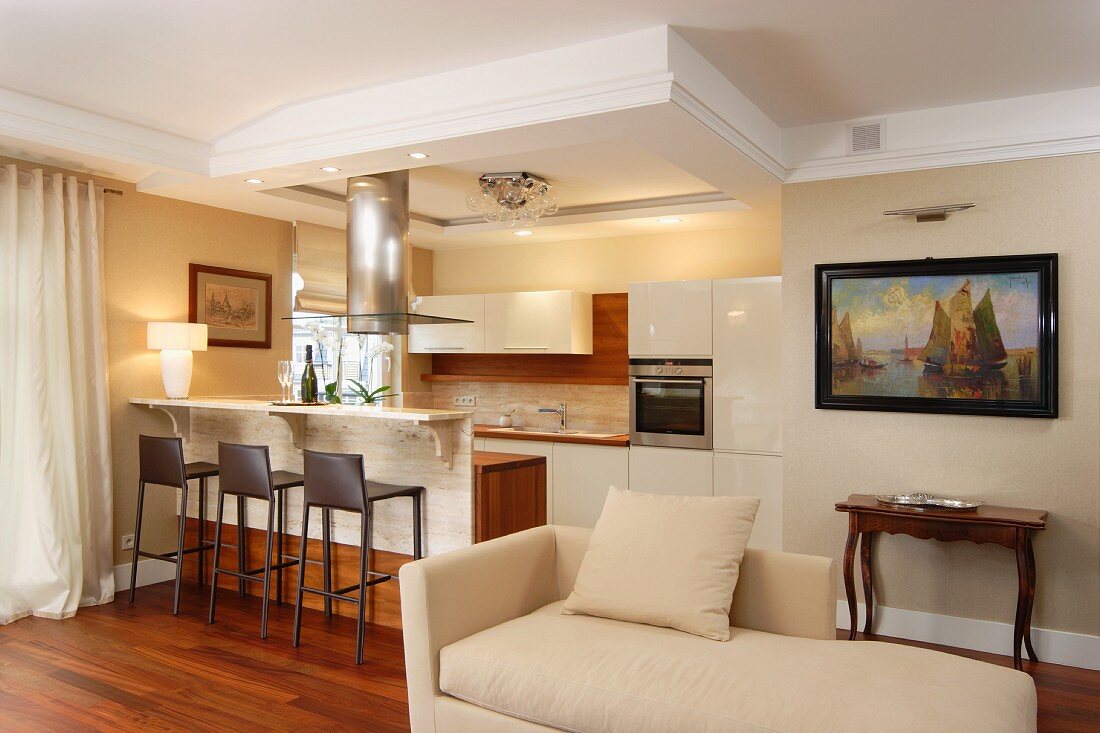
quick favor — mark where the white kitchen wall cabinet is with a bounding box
[481,438,555,522]
[628,279,712,356]
[484,290,593,354]
[552,444,628,528]
[627,445,712,496]
[409,294,485,353]
[712,277,782,454]
[714,452,782,551]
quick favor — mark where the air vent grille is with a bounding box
[848,119,884,154]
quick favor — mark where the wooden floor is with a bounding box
[1,581,1097,732]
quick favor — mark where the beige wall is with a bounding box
[782,154,1100,636]
[431,225,781,294]
[2,156,295,567]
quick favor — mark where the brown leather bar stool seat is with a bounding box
[294,450,409,664]
[208,442,303,639]
[130,435,219,615]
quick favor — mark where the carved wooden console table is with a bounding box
[835,493,1046,670]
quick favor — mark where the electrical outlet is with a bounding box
[453,395,476,407]
[121,534,135,551]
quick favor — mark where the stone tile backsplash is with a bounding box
[431,381,629,434]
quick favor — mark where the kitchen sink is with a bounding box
[488,427,623,439]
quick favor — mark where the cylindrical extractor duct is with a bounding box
[346,171,410,334]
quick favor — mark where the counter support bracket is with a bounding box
[418,421,454,468]
[145,404,191,442]
[270,412,307,449]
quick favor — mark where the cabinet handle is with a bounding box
[424,346,465,351]
[503,346,550,350]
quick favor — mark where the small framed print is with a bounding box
[189,263,272,348]
[815,253,1057,418]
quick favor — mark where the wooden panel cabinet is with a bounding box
[484,290,592,354]
[482,438,554,521]
[409,294,485,353]
[474,451,547,542]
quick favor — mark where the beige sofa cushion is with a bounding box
[439,601,1037,733]
[562,487,759,640]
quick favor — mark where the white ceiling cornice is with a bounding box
[783,84,1100,182]
[0,88,209,176]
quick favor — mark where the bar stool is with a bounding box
[130,435,219,615]
[208,442,303,639]
[294,450,426,664]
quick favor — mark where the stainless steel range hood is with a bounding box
[341,171,468,335]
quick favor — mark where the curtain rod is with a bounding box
[9,165,124,196]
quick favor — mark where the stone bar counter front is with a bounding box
[129,398,475,558]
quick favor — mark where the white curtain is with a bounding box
[0,165,115,623]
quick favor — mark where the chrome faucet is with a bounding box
[538,402,567,432]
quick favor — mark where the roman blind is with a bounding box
[294,221,346,315]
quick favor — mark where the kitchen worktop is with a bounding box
[474,451,548,473]
[130,396,469,421]
[474,424,629,447]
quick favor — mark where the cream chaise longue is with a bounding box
[400,525,1037,733]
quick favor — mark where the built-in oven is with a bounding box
[629,358,713,450]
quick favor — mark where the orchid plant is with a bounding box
[350,340,395,404]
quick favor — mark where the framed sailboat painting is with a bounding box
[815,254,1057,418]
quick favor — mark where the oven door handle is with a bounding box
[631,377,708,384]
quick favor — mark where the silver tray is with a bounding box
[269,401,331,407]
[875,494,983,511]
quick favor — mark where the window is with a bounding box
[291,316,395,402]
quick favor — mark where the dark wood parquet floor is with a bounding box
[1,580,1097,731]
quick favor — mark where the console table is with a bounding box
[835,494,1046,670]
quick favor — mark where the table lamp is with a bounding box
[147,322,208,398]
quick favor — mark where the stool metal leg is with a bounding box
[366,503,375,625]
[356,509,369,665]
[171,482,189,616]
[276,490,284,606]
[260,499,275,639]
[208,492,226,624]
[128,481,146,603]
[236,495,248,597]
[197,477,207,587]
[322,507,333,618]
[413,491,423,560]
[292,503,310,648]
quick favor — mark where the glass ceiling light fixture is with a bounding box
[465,172,558,227]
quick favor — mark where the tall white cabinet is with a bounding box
[711,276,782,551]
[628,279,712,356]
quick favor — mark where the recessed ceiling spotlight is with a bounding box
[513,229,533,237]
[244,177,264,184]
[320,166,340,173]
[408,152,429,160]
[657,217,681,224]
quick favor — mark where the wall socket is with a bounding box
[453,395,476,407]
[121,534,135,551]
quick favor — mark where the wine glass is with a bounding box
[277,360,293,403]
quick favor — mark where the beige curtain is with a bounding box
[0,165,115,623]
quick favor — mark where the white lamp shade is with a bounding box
[147,322,207,351]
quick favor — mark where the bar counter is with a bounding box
[130,397,475,557]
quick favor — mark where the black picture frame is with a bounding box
[815,253,1058,418]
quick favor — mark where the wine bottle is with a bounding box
[300,345,318,403]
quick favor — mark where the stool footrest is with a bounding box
[300,574,392,603]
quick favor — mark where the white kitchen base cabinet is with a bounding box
[714,452,782,551]
[627,445,713,496]
[552,444,628,528]
[481,438,555,522]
